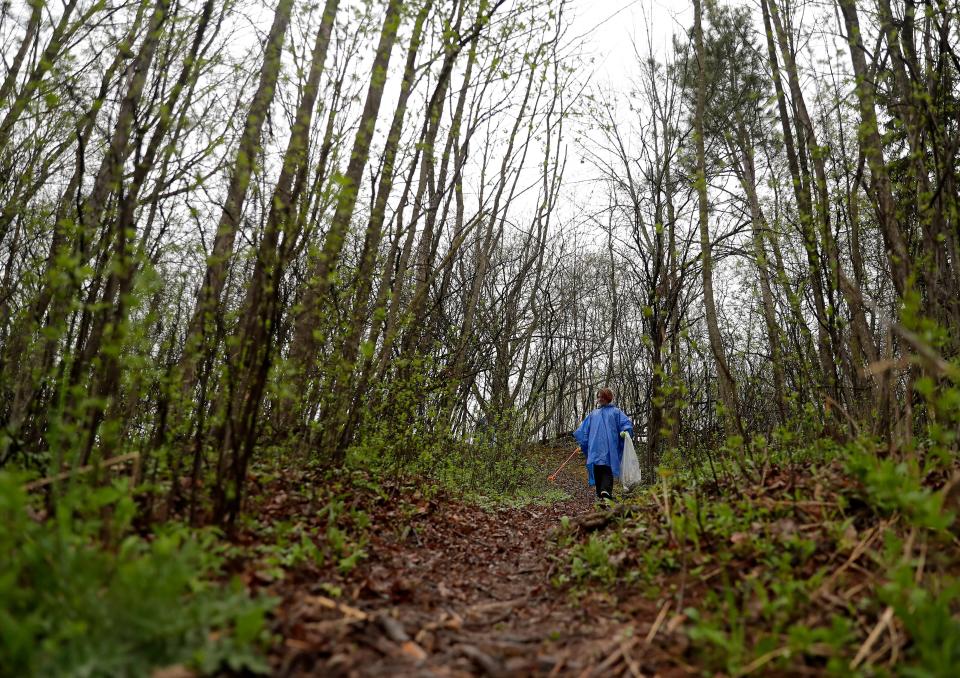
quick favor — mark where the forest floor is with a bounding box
[223,442,945,677]
[227,447,693,677]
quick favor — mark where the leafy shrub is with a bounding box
[346,355,451,475]
[348,372,551,501]
[844,445,954,531]
[0,473,275,677]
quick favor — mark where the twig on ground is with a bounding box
[621,643,642,678]
[664,613,687,635]
[547,652,568,677]
[735,646,791,676]
[584,637,639,677]
[850,606,894,669]
[304,594,367,621]
[645,601,671,644]
[814,524,882,598]
[865,636,893,668]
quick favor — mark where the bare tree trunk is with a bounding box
[177,0,295,403]
[731,130,787,423]
[15,0,169,465]
[323,0,432,454]
[0,2,153,461]
[760,0,838,410]
[210,0,341,525]
[0,0,83,152]
[836,0,911,298]
[76,0,219,462]
[287,0,405,403]
[693,0,742,436]
[876,0,958,332]
[0,1,42,107]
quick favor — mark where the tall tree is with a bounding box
[692,0,742,436]
[177,0,296,410]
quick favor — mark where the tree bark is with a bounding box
[693,0,742,437]
[211,0,341,525]
[177,0,295,404]
[836,0,911,298]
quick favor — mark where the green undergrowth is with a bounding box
[0,473,275,677]
[553,436,960,675]
[468,484,572,510]
[233,469,374,582]
[345,417,572,509]
[226,445,573,607]
[339,379,569,507]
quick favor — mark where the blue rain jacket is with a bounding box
[574,404,634,485]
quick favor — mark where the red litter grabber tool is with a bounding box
[548,446,581,483]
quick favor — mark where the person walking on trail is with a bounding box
[574,388,634,505]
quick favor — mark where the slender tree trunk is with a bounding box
[0,1,42,107]
[836,0,911,298]
[322,0,432,454]
[877,0,958,331]
[0,2,152,460]
[80,0,218,462]
[210,0,341,524]
[731,130,787,423]
[288,0,405,406]
[0,0,83,152]
[177,0,295,403]
[693,0,742,436]
[760,0,838,410]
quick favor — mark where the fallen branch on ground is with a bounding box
[566,503,639,533]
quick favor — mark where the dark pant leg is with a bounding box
[600,466,614,498]
[594,465,613,499]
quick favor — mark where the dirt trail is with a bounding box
[264,449,680,677]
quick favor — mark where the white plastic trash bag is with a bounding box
[621,434,642,490]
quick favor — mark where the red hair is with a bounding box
[597,388,614,405]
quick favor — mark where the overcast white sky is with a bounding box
[545,0,698,231]
[571,0,692,83]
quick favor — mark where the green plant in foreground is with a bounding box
[0,473,275,677]
[880,547,960,675]
[845,446,953,531]
[326,524,368,574]
[569,533,621,585]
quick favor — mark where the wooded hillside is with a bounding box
[0,0,958,674]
